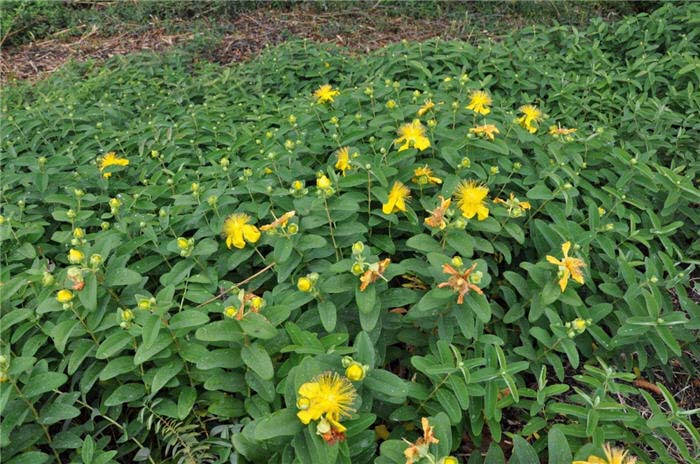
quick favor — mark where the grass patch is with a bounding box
[1,3,699,464]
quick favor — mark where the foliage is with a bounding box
[1,3,699,464]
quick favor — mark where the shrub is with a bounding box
[1,3,698,464]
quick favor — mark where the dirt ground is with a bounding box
[0,6,489,82]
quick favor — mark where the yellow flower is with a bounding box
[517,105,544,133]
[335,147,352,176]
[259,211,296,232]
[395,120,431,152]
[412,166,442,186]
[386,99,397,109]
[469,124,500,141]
[98,152,129,178]
[466,90,492,115]
[573,443,637,464]
[417,99,435,116]
[297,277,313,292]
[314,84,340,104]
[296,371,357,429]
[455,180,489,220]
[68,249,85,264]
[383,181,410,214]
[176,237,190,250]
[222,213,261,249]
[56,289,73,303]
[546,241,586,292]
[424,196,452,230]
[345,362,366,382]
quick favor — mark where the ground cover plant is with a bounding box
[1,3,699,464]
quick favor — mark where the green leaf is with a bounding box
[104,383,145,406]
[465,292,491,323]
[364,369,407,401]
[548,427,572,464]
[142,313,161,349]
[406,234,443,253]
[318,299,337,332]
[151,359,183,394]
[81,436,95,464]
[168,310,209,330]
[78,273,97,311]
[22,372,67,397]
[177,387,197,420]
[254,408,304,440]
[195,320,242,342]
[242,342,274,380]
[105,268,142,286]
[239,313,278,340]
[446,230,474,257]
[356,285,376,314]
[5,452,50,464]
[134,333,171,365]
[510,435,539,464]
[484,443,505,464]
[527,183,554,200]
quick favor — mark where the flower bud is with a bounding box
[121,308,135,322]
[73,227,85,239]
[89,254,103,267]
[351,262,364,276]
[42,272,54,287]
[352,242,365,255]
[66,209,76,219]
[469,270,483,285]
[451,256,463,268]
[345,362,367,382]
[56,289,73,304]
[317,175,332,190]
[68,249,84,264]
[297,277,313,292]
[287,223,299,235]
